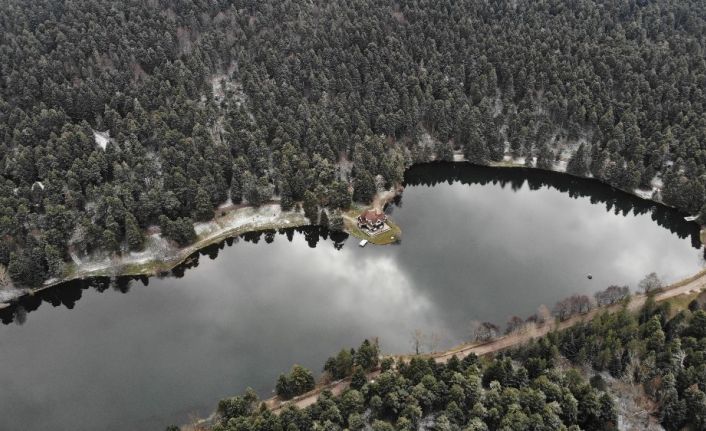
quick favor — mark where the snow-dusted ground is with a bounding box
[66,203,308,277]
[634,188,657,200]
[419,131,437,149]
[0,288,29,305]
[634,175,664,201]
[210,67,246,107]
[93,130,111,150]
[218,197,234,210]
[337,155,354,182]
[19,204,309,300]
[553,159,568,172]
[126,234,172,264]
[599,371,664,431]
[193,204,306,238]
[502,154,527,165]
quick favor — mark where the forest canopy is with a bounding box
[2,0,706,286]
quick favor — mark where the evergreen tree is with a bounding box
[536,144,554,170]
[329,211,345,232]
[567,144,590,177]
[350,368,367,390]
[319,209,329,228]
[194,187,213,222]
[303,191,319,223]
[125,213,145,251]
[353,170,376,203]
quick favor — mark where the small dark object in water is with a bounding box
[587,274,593,280]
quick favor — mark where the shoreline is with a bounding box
[1,160,703,307]
[7,204,310,305]
[228,267,706,423]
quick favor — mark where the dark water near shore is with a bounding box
[0,163,702,431]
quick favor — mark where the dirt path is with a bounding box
[265,371,381,413]
[429,270,706,363]
[371,186,402,211]
[261,269,706,414]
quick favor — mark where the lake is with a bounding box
[0,163,702,430]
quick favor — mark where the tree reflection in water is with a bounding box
[2,162,702,325]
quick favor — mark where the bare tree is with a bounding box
[411,329,426,355]
[505,316,525,334]
[473,321,500,342]
[536,304,552,325]
[553,298,572,321]
[426,332,442,353]
[638,272,663,293]
[573,294,593,314]
[554,294,595,321]
[594,285,630,306]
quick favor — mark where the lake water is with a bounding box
[0,163,702,430]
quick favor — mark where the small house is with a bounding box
[357,209,387,232]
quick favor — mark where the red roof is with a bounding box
[359,209,386,223]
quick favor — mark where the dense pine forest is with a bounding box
[212,340,618,431]
[2,0,706,286]
[206,299,706,431]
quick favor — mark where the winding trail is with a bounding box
[263,269,706,414]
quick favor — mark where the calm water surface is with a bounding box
[0,163,702,430]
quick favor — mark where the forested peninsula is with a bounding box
[2,0,706,289]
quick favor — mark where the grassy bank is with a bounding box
[343,208,402,245]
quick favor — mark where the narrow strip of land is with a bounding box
[263,269,706,414]
[16,204,308,299]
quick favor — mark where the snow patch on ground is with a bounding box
[558,140,582,160]
[194,222,212,236]
[502,155,527,165]
[71,259,113,275]
[93,130,111,150]
[196,204,305,238]
[419,132,436,148]
[211,69,246,107]
[599,371,664,431]
[650,175,664,189]
[634,188,657,200]
[553,160,568,172]
[218,197,234,210]
[337,154,354,182]
[492,93,503,117]
[127,234,171,264]
[634,176,664,201]
[0,288,29,303]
